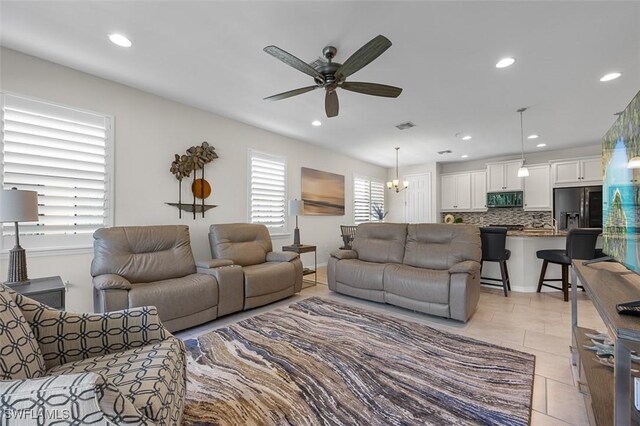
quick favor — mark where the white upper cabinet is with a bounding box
[523,164,551,211]
[441,171,485,212]
[551,156,602,187]
[486,160,523,191]
[471,171,487,211]
[441,174,458,210]
[581,157,603,183]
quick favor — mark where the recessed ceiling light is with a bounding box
[311,120,322,127]
[461,154,469,158]
[461,135,472,141]
[108,33,132,48]
[527,134,539,139]
[600,72,621,82]
[496,57,516,68]
[536,143,547,148]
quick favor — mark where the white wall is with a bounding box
[386,162,440,223]
[0,48,386,312]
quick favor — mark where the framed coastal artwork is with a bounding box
[301,167,345,216]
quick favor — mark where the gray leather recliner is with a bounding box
[208,223,303,309]
[328,223,482,322]
[91,225,243,332]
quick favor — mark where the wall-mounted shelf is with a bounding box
[165,202,217,214]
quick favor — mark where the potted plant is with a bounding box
[371,203,388,222]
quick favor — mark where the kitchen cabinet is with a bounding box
[486,160,523,191]
[441,171,485,212]
[470,171,487,211]
[551,156,602,187]
[441,173,471,211]
[523,164,551,211]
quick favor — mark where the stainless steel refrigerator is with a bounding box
[553,186,602,230]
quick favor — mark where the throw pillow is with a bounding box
[0,285,46,380]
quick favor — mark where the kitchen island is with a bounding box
[481,229,574,293]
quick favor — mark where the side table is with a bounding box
[282,244,317,286]
[9,276,66,310]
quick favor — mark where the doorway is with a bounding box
[404,172,432,223]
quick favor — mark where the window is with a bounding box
[248,150,287,233]
[354,176,385,225]
[1,93,113,251]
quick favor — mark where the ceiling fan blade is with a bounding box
[264,46,324,82]
[264,85,319,101]
[325,90,339,118]
[335,35,392,80]
[341,82,403,98]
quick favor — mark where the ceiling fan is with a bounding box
[263,35,402,118]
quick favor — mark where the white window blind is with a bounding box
[249,150,286,233]
[354,176,371,225]
[354,176,385,225]
[1,93,112,251]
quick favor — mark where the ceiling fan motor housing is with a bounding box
[315,61,341,85]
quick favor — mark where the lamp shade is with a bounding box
[288,199,304,216]
[0,189,39,223]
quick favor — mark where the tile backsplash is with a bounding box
[441,209,553,227]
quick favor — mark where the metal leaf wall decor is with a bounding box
[169,141,218,218]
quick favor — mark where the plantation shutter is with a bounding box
[354,176,385,224]
[354,176,371,225]
[1,93,112,250]
[370,179,385,217]
[249,151,286,232]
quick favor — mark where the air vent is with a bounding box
[437,150,452,155]
[395,121,416,130]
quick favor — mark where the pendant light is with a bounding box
[386,147,409,192]
[628,156,640,169]
[517,107,529,177]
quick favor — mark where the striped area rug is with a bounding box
[183,297,534,425]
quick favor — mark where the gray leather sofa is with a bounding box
[91,225,243,332]
[208,223,303,309]
[328,223,481,322]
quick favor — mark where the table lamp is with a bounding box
[0,188,39,285]
[288,199,304,246]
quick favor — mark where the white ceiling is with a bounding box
[1,1,639,168]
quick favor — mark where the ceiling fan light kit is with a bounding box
[263,35,403,118]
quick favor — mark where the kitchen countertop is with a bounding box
[506,229,568,237]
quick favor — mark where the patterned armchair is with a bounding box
[0,285,185,425]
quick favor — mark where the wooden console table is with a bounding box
[572,261,640,425]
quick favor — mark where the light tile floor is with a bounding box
[177,267,605,425]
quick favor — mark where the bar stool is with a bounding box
[340,225,358,250]
[479,227,511,297]
[536,228,601,301]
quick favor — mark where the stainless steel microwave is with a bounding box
[487,191,523,208]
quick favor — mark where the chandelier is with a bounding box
[386,147,409,192]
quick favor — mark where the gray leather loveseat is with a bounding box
[328,223,481,322]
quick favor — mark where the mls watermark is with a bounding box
[2,408,71,421]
